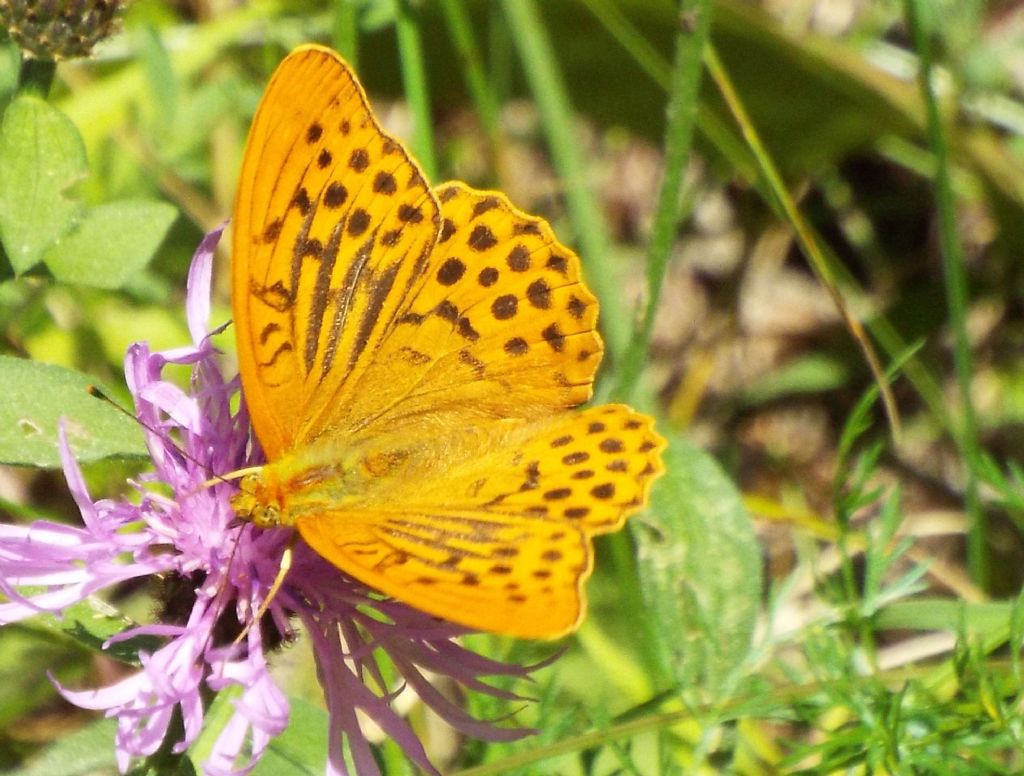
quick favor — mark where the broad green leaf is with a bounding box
[0,95,86,273]
[0,355,146,466]
[635,430,761,692]
[10,717,118,776]
[43,200,177,289]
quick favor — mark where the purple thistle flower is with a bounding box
[0,227,535,776]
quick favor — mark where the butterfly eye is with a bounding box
[252,504,281,529]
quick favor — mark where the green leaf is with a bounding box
[192,693,326,775]
[250,697,328,775]
[9,717,118,776]
[0,625,90,730]
[0,95,86,274]
[635,430,762,692]
[33,595,163,667]
[43,200,178,289]
[877,598,1013,635]
[0,355,146,467]
[741,352,851,405]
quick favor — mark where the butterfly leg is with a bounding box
[234,529,297,645]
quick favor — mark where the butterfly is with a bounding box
[229,45,665,639]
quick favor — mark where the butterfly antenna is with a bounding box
[88,384,252,493]
[87,384,210,472]
[232,531,296,646]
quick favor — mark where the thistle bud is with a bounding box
[1,0,122,61]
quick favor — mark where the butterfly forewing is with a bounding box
[335,183,603,440]
[233,45,441,457]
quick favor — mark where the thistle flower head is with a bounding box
[1,0,123,60]
[0,227,534,775]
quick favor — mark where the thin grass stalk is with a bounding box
[330,0,359,66]
[393,0,437,180]
[611,1,711,402]
[500,0,673,690]
[904,0,986,588]
[439,0,501,169]
[703,43,901,440]
[499,0,630,361]
[487,3,513,113]
[581,0,672,88]
[578,0,755,696]
[589,0,714,697]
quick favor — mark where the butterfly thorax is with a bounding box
[230,443,415,529]
[230,459,343,528]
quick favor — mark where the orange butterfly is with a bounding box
[230,45,664,639]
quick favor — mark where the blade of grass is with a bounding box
[487,3,513,110]
[439,0,501,166]
[704,42,901,440]
[586,0,729,704]
[393,0,436,181]
[486,4,516,186]
[499,0,630,361]
[581,0,673,89]
[611,2,712,402]
[331,0,359,66]
[904,0,986,588]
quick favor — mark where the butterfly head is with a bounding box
[230,471,284,529]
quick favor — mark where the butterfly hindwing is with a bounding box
[292,405,664,638]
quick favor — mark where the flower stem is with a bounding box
[18,57,56,98]
[904,0,986,588]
